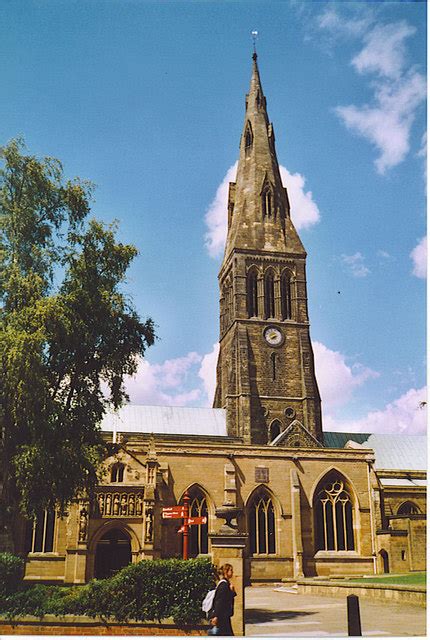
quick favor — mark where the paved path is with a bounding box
[245,584,426,637]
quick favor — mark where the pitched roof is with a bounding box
[100,406,426,472]
[324,431,427,471]
[100,404,227,437]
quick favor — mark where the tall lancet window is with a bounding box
[264,270,275,319]
[262,187,272,218]
[244,121,253,151]
[281,270,292,320]
[269,419,281,442]
[247,269,259,317]
[248,490,276,555]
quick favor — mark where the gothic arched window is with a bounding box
[269,419,281,442]
[245,121,253,150]
[248,490,276,555]
[111,463,125,483]
[281,271,292,320]
[186,488,209,557]
[315,476,355,551]
[264,271,275,318]
[397,501,420,515]
[25,510,55,553]
[270,352,277,381]
[247,269,259,317]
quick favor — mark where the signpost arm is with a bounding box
[183,491,190,560]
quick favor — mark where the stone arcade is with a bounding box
[21,54,426,586]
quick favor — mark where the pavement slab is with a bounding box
[245,584,426,638]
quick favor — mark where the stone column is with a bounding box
[290,469,304,579]
[64,501,89,583]
[257,273,264,318]
[274,275,281,319]
[209,508,248,636]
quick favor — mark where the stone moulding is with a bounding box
[297,580,426,607]
[0,615,207,636]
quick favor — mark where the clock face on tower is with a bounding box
[263,326,284,346]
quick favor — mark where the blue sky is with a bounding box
[1,0,426,434]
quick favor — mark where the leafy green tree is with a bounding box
[0,139,155,546]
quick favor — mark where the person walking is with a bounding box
[209,563,236,636]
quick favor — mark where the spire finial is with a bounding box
[251,30,258,59]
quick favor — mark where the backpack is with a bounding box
[201,579,226,617]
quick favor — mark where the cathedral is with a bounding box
[21,54,426,585]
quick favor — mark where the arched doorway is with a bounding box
[379,549,389,573]
[94,528,132,579]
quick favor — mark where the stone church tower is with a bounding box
[214,53,322,446]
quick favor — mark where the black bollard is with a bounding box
[347,594,362,636]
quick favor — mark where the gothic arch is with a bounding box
[246,266,259,318]
[246,485,280,555]
[244,484,282,518]
[179,484,212,557]
[179,483,214,514]
[264,267,276,319]
[397,501,421,515]
[312,470,358,552]
[280,268,294,320]
[110,462,125,483]
[89,520,140,555]
[244,120,253,150]
[261,179,274,218]
[88,521,140,580]
[268,419,282,442]
[310,467,361,509]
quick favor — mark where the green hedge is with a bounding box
[0,557,216,626]
[0,553,25,598]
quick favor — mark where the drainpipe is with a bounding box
[366,456,377,575]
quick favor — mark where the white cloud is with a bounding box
[124,345,220,408]
[279,167,321,230]
[310,8,426,174]
[377,249,391,259]
[316,6,372,39]
[204,163,237,259]
[340,252,370,277]
[198,342,220,406]
[352,22,415,80]
[417,130,426,181]
[324,386,427,434]
[313,341,379,411]
[124,352,202,406]
[204,163,320,259]
[336,70,426,174]
[410,236,427,279]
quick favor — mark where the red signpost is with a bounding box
[161,491,207,560]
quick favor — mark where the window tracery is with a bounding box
[248,490,276,555]
[397,501,421,515]
[315,477,354,551]
[25,510,55,553]
[111,463,125,483]
[187,488,208,557]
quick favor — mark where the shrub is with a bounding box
[0,557,215,627]
[0,553,25,598]
[82,557,216,625]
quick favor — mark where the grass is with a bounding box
[348,572,426,586]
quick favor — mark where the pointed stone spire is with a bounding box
[224,54,305,259]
